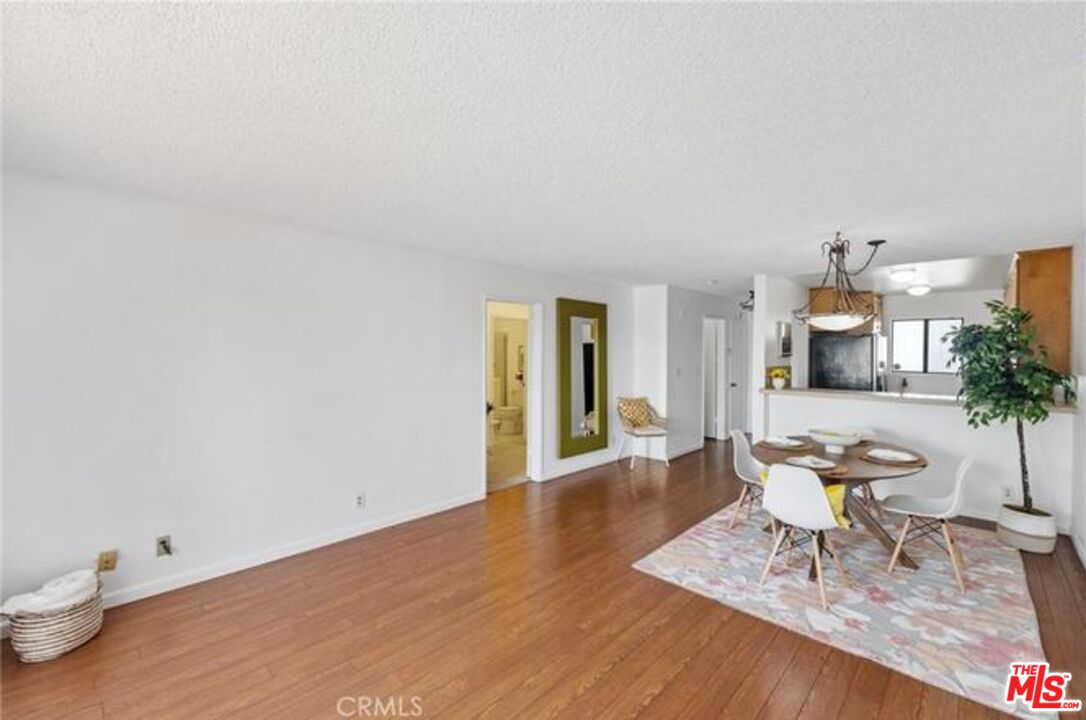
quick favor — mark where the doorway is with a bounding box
[702,317,729,440]
[486,301,534,492]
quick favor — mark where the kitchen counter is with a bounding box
[761,387,1076,413]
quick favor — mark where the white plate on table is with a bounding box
[763,436,804,448]
[866,448,918,463]
[785,455,837,470]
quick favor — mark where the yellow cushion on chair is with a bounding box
[617,397,652,428]
[761,470,850,529]
[824,484,851,529]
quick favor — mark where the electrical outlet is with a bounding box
[156,535,173,557]
[1002,486,1012,500]
[355,493,366,510]
[97,550,118,572]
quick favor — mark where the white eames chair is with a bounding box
[883,458,974,593]
[760,464,848,610]
[728,430,768,529]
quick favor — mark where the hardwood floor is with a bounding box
[4,440,1084,719]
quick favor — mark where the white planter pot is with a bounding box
[771,378,786,390]
[996,504,1057,554]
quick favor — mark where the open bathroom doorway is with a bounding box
[485,300,539,492]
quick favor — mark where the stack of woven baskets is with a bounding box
[1,569,103,663]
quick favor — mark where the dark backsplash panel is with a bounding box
[809,334,875,391]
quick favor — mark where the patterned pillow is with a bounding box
[617,397,651,428]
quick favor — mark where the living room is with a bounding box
[2,3,1084,718]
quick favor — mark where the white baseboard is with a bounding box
[668,441,704,460]
[100,490,484,609]
[597,438,702,466]
[539,443,638,482]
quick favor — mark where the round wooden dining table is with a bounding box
[751,435,929,571]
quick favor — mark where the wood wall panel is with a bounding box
[1015,247,1072,374]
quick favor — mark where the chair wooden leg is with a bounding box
[812,531,828,610]
[615,434,625,463]
[663,438,670,467]
[629,438,638,469]
[948,523,966,569]
[887,515,911,574]
[942,520,966,593]
[823,531,849,582]
[760,525,788,585]
[729,485,749,529]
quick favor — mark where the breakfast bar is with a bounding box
[759,388,1077,531]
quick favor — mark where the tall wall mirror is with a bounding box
[557,298,608,458]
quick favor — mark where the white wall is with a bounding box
[763,276,809,387]
[750,274,808,440]
[630,286,669,460]
[882,288,1003,396]
[765,393,1077,532]
[1071,237,1086,563]
[2,172,635,604]
[632,286,668,405]
[630,285,745,460]
[749,275,768,440]
[665,286,736,457]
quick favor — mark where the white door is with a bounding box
[727,311,749,434]
[702,318,729,440]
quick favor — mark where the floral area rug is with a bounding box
[633,502,1048,718]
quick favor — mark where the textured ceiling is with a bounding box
[3,3,1083,295]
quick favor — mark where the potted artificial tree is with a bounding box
[946,300,1075,553]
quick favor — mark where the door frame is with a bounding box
[701,317,729,441]
[482,296,544,492]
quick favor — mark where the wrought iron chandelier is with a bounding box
[793,232,886,332]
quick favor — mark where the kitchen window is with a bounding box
[891,318,962,374]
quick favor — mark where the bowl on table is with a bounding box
[808,429,863,454]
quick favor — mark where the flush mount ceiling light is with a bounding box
[793,231,886,332]
[906,283,932,296]
[889,266,918,283]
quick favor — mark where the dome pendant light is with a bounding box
[793,232,885,332]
